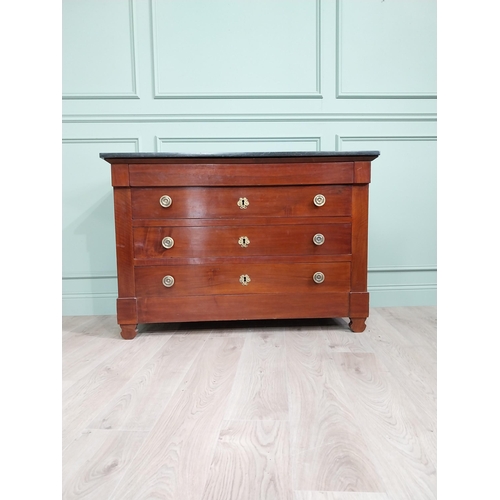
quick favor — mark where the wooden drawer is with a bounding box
[133,223,351,259]
[129,161,355,187]
[137,293,350,323]
[131,185,351,219]
[135,262,351,297]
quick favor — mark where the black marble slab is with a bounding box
[100,151,380,160]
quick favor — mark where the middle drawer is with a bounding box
[135,262,351,296]
[133,223,352,259]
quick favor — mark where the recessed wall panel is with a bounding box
[337,0,436,97]
[152,0,320,98]
[63,0,137,98]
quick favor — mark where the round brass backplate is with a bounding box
[162,275,175,287]
[162,236,174,249]
[313,233,325,246]
[313,194,326,207]
[313,272,325,284]
[159,195,172,208]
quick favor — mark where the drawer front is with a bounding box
[129,161,354,187]
[135,262,351,297]
[131,186,351,219]
[133,224,351,259]
[137,293,350,323]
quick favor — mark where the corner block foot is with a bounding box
[120,324,138,340]
[349,318,366,333]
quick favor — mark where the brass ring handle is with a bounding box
[162,236,174,249]
[313,272,325,284]
[159,195,172,208]
[313,194,326,207]
[162,275,175,287]
[313,233,325,246]
[237,197,249,210]
[239,274,251,285]
[238,236,250,248]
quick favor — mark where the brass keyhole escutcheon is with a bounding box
[162,236,174,249]
[238,236,250,248]
[313,194,326,207]
[237,197,249,210]
[239,274,251,286]
[162,275,175,287]
[313,272,325,284]
[313,233,325,246]
[159,195,172,208]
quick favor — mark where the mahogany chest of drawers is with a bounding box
[101,151,379,339]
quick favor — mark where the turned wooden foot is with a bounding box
[120,324,138,340]
[349,318,366,333]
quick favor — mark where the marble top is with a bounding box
[100,151,380,160]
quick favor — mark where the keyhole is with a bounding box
[238,236,250,248]
[239,274,251,285]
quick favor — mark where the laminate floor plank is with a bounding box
[62,315,117,354]
[62,380,73,392]
[362,311,437,428]
[371,308,437,389]
[62,316,125,384]
[364,309,416,348]
[322,319,374,353]
[62,332,172,450]
[62,344,125,389]
[202,420,292,500]
[62,315,95,334]
[88,331,208,431]
[286,330,384,493]
[412,306,437,323]
[225,330,288,420]
[62,314,115,331]
[294,493,390,500]
[109,336,244,500]
[62,429,147,500]
[209,331,249,337]
[405,305,437,325]
[405,307,437,347]
[366,310,436,385]
[413,346,437,388]
[334,352,436,500]
[376,307,436,351]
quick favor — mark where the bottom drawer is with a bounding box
[135,262,351,297]
[137,293,350,323]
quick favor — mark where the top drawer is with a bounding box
[128,161,354,186]
[131,185,351,219]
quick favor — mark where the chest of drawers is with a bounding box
[101,151,379,339]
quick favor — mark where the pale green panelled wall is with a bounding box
[62,0,437,315]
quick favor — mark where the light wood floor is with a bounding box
[62,307,436,500]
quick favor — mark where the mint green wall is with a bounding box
[62,0,437,315]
